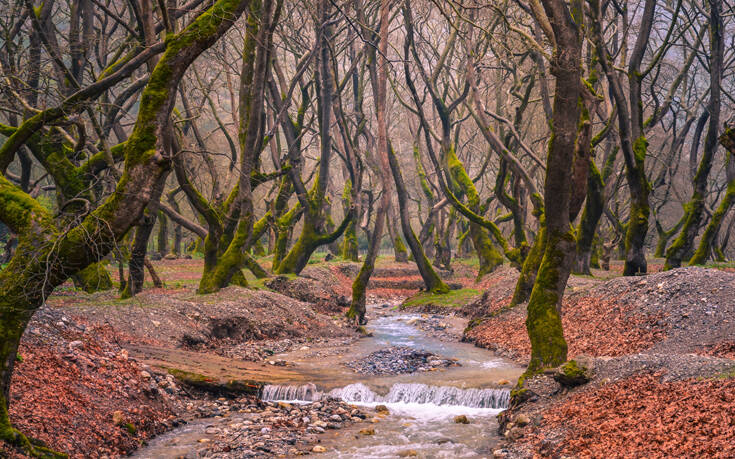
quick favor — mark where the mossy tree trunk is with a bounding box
[591,0,659,276]
[524,0,583,373]
[122,190,166,298]
[690,126,735,265]
[157,210,169,257]
[665,2,723,270]
[340,180,359,261]
[276,0,353,275]
[387,204,409,263]
[446,148,504,278]
[196,0,279,293]
[388,144,449,294]
[72,262,114,293]
[0,1,248,454]
[653,215,684,258]
[575,160,604,275]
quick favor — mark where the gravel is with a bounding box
[345,346,460,375]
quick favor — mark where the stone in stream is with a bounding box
[398,450,418,457]
[375,404,390,414]
[312,445,327,453]
[359,427,375,435]
[453,415,470,424]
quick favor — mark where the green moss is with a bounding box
[72,262,113,293]
[633,136,648,164]
[559,360,585,378]
[524,229,571,372]
[167,368,212,384]
[403,288,480,309]
[124,423,137,435]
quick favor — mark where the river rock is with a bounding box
[375,404,390,414]
[312,445,327,453]
[398,450,418,457]
[359,428,375,435]
[453,415,470,424]
[514,413,531,426]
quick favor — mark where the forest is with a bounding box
[0,0,734,457]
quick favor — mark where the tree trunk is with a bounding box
[690,126,735,265]
[341,180,359,261]
[157,210,169,257]
[525,0,582,373]
[72,262,114,293]
[387,204,409,263]
[665,0,723,269]
[388,144,449,294]
[575,159,604,275]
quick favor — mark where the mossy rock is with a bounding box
[553,360,591,387]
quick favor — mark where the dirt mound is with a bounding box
[265,274,349,314]
[56,287,354,360]
[465,267,735,363]
[4,307,178,458]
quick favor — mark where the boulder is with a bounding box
[553,360,592,387]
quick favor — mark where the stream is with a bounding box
[134,303,522,458]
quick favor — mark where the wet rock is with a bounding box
[375,404,390,414]
[359,428,375,435]
[453,415,469,424]
[398,450,418,457]
[312,445,327,453]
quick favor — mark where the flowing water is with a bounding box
[134,303,523,458]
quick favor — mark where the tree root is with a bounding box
[1,426,67,459]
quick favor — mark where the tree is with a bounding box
[0,1,248,455]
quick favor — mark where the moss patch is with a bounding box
[402,288,480,309]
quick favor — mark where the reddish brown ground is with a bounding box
[3,323,176,458]
[466,296,666,361]
[529,374,735,458]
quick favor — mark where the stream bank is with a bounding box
[132,302,523,457]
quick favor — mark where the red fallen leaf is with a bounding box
[523,374,735,458]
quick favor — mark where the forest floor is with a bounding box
[2,255,735,457]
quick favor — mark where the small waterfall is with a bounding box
[329,383,378,403]
[262,382,510,409]
[261,383,323,401]
[332,383,509,409]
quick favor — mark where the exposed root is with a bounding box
[1,426,68,458]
